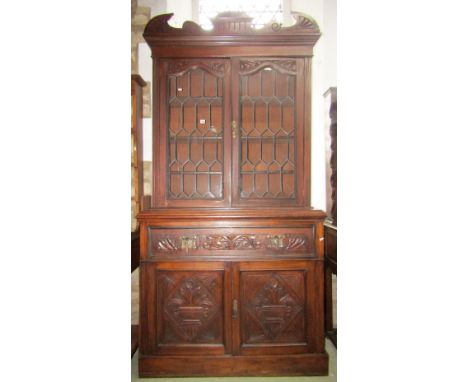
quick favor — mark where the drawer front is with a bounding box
[148,227,316,258]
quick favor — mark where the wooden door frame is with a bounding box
[231,57,307,207]
[232,260,324,355]
[141,261,231,356]
[152,58,232,208]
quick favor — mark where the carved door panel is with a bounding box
[154,59,232,207]
[231,58,306,207]
[143,262,231,355]
[232,261,323,355]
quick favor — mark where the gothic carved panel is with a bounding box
[167,60,225,76]
[157,271,223,344]
[152,233,309,253]
[202,235,262,250]
[239,60,297,75]
[241,271,306,344]
[156,238,179,251]
[268,235,308,250]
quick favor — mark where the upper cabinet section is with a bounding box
[143,12,321,58]
[144,12,320,209]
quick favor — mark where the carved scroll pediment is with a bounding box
[283,12,321,34]
[210,11,254,33]
[143,13,204,36]
[143,12,320,39]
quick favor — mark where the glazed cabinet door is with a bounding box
[231,58,307,207]
[153,59,231,207]
[140,262,232,355]
[232,260,324,355]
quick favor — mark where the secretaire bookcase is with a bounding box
[137,11,328,377]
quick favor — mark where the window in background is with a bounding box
[197,0,284,30]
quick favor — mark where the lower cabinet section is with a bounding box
[139,259,328,376]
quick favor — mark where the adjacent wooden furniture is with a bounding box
[131,74,146,232]
[324,222,337,346]
[138,12,327,377]
[131,231,140,273]
[131,75,146,358]
[323,87,337,347]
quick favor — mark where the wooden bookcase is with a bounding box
[137,12,327,377]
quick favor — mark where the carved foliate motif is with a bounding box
[160,274,221,342]
[153,234,308,253]
[285,236,307,250]
[243,274,304,342]
[266,235,307,250]
[239,60,297,75]
[156,238,178,251]
[167,61,225,76]
[203,235,262,250]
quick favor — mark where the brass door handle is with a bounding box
[231,120,237,139]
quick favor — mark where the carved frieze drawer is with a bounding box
[148,227,315,258]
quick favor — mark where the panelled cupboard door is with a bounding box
[232,261,324,356]
[140,262,232,356]
[154,59,232,207]
[140,260,323,357]
[231,58,306,207]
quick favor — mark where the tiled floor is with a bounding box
[131,339,337,382]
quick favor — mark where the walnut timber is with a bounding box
[137,12,327,377]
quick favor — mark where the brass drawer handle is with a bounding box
[180,236,197,251]
[269,235,285,249]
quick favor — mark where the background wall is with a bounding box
[132,0,337,210]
